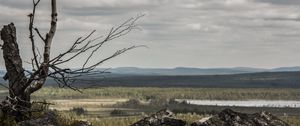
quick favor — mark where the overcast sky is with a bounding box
[0,0,300,69]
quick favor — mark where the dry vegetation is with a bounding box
[57,111,205,126]
[1,87,300,125]
[29,87,300,126]
[32,87,300,100]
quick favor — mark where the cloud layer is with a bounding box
[0,0,300,68]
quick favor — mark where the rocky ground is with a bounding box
[17,108,289,126]
[132,109,289,126]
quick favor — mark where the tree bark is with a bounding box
[0,1,57,121]
[1,23,30,121]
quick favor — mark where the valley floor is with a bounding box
[1,87,300,125]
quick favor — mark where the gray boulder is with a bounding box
[191,109,289,126]
[71,120,92,126]
[131,109,186,126]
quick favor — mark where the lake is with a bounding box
[176,99,300,108]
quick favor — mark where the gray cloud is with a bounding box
[0,0,300,69]
[256,0,300,5]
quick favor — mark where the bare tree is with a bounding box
[0,0,142,121]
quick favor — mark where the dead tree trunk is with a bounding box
[0,0,142,122]
[0,0,57,121]
[1,23,30,121]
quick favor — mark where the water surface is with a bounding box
[177,99,300,108]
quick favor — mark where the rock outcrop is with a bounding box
[71,120,92,126]
[131,109,186,126]
[132,109,289,126]
[191,109,289,126]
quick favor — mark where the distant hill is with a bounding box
[272,66,300,72]
[1,67,300,88]
[104,67,299,75]
[0,66,300,77]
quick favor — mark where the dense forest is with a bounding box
[58,71,300,88]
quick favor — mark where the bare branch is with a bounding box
[34,28,45,42]
[25,0,58,94]
[51,15,144,66]
[43,15,144,88]
[43,0,57,63]
[28,0,41,69]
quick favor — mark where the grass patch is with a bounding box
[32,87,300,100]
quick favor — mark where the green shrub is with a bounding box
[70,107,86,115]
[118,99,141,108]
[110,109,127,116]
